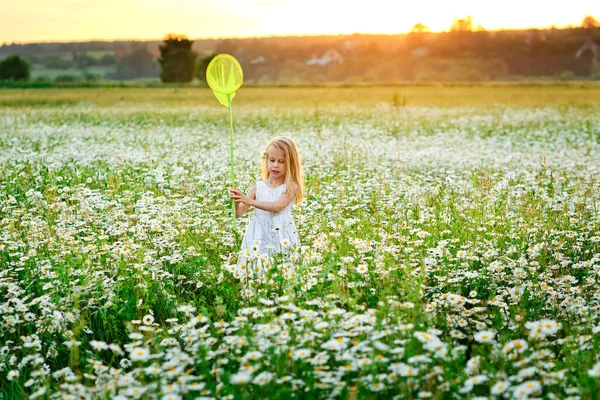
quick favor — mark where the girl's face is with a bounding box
[266,146,286,179]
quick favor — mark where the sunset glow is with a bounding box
[0,0,597,43]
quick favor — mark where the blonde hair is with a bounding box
[261,136,304,204]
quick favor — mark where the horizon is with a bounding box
[0,0,597,44]
[2,22,597,46]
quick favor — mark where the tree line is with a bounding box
[0,35,212,83]
[1,15,599,83]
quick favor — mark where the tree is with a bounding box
[158,34,197,83]
[450,16,474,32]
[99,54,117,66]
[582,15,599,29]
[0,55,30,81]
[214,39,238,56]
[45,56,72,69]
[196,53,216,82]
[74,53,97,69]
[406,23,431,49]
[410,22,431,34]
[113,47,158,80]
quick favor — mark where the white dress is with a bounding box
[237,181,300,273]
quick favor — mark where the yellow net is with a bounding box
[206,54,244,106]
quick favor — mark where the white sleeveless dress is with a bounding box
[236,181,300,275]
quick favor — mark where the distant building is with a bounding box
[113,48,130,58]
[307,48,344,66]
[576,37,600,59]
[57,52,74,62]
[411,47,429,57]
[341,40,357,51]
[149,49,160,59]
[524,30,547,46]
[575,37,600,76]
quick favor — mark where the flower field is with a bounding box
[1,85,600,399]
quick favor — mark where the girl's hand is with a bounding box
[230,188,251,205]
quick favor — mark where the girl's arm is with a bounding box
[231,183,298,214]
[230,185,256,218]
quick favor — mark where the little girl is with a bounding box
[230,136,304,273]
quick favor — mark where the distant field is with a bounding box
[30,68,85,80]
[30,66,117,80]
[1,83,600,108]
[86,50,114,60]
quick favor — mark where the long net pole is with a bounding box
[228,94,237,230]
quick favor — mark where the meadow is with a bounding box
[1,84,600,399]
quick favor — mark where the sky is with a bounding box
[0,0,597,43]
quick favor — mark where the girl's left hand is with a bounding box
[230,188,251,205]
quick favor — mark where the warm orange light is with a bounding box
[0,0,596,43]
